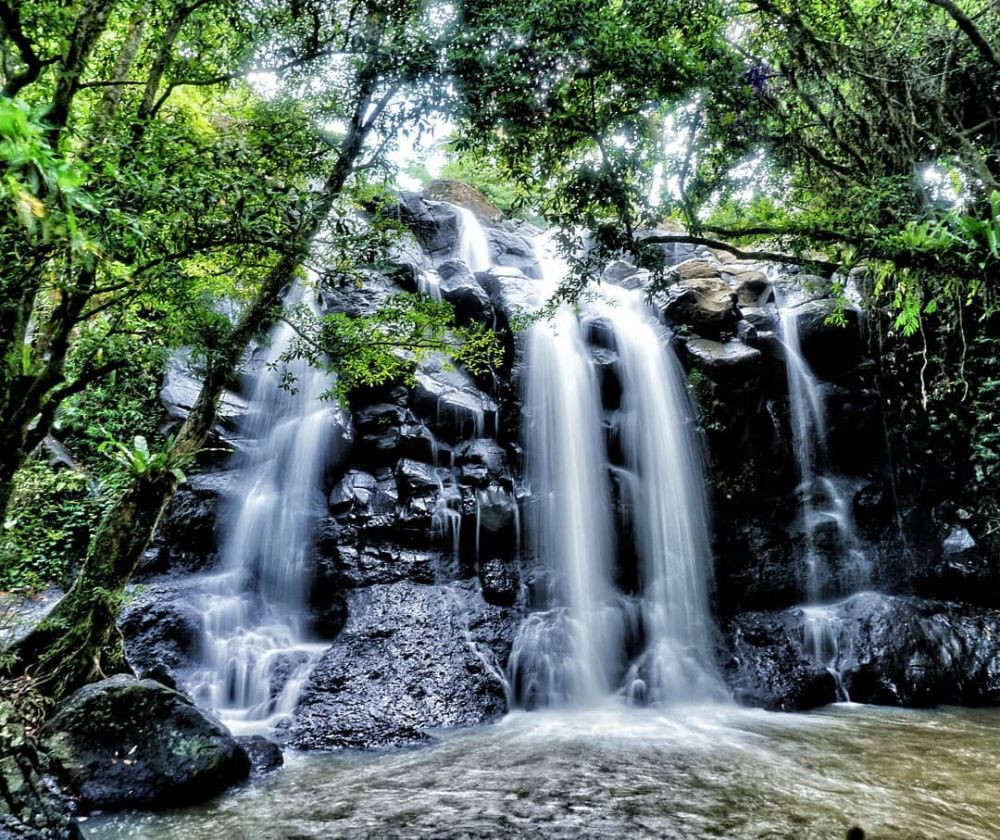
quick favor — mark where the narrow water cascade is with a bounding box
[455,206,492,272]
[596,290,725,704]
[511,304,623,707]
[779,303,868,602]
[779,301,869,698]
[189,280,345,731]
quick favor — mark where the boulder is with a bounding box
[40,676,249,812]
[394,193,462,262]
[723,593,1000,710]
[411,360,498,441]
[421,180,502,224]
[783,298,864,379]
[477,267,544,324]
[395,458,442,500]
[661,277,740,336]
[233,736,283,776]
[286,581,513,750]
[671,258,725,282]
[486,228,541,278]
[436,260,493,323]
[479,557,519,607]
[684,338,762,387]
[119,582,203,685]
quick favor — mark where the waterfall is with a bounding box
[780,300,869,700]
[456,206,492,272]
[779,304,868,602]
[509,233,721,708]
[596,290,725,703]
[511,305,624,707]
[190,280,345,731]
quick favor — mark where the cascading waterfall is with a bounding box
[511,304,624,707]
[190,280,344,730]
[596,290,725,703]
[456,206,492,272]
[510,234,721,708]
[779,300,868,698]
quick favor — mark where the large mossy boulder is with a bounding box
[39,676,249,812]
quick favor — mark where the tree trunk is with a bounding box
[2,18,386,703]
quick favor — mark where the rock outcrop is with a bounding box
[39,676,249,812]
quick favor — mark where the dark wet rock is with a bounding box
[395,458,442,501]
[714,521,797,614]
[722,610,838,710]
[234,736,283,776]
[320,271,410,319]
[486,228,540,278]
[394,193,465,262]
[148,471,238,574]
[119,582,202,683]
[455,438,508,474]
[0,701,81,840]
[335,544,437,588]
[385,232,432,289]
[474,486,517,537]
[309,526,347,639]
[411,359,497,441]
[436,260,493,323]
[661,277,740,337]
[479,557,519,607]
[328,469,379,514]
[684,338,762,387]
[477,266,542,324]
[286,581,513,750]
[783,299,863,379]
[916,528,1000,607]
[590,347,622,411]
[724,593,1000,710]
[40,676,249,812]
[160,356,249,453]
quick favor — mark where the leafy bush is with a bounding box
[0,462,101,593]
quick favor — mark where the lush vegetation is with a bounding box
[0,0,996,700]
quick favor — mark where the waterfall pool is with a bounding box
[82,703,1000,839]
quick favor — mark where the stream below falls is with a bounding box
[84,703,1000,839]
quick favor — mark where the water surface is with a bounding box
[84,703,1000,839]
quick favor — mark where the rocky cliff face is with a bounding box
[123,187,1000,745]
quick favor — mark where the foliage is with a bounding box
[281,292,503,401]
[0,462,100,592]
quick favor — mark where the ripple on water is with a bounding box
[82,704,1000,840]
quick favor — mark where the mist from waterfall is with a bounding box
[190,280,344,731]
[510,233,722,709]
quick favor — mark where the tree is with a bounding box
[1,0,472,700]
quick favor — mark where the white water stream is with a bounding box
[510,234,722,708]
[188,282,343,732]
